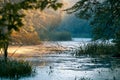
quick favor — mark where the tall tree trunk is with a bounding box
[3,42,9,62]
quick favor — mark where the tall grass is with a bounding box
[75,42,116,57]
[0,59,34,78]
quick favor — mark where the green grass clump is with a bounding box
[75,42,116,57]
[0,59,33,78]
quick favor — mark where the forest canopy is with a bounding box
[66,0,120,50]
[66,0,120,42]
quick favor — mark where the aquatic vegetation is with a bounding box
[0,59,33,78]
[75,42,117,57]
[79,77,92,80]
[74,77,92,80]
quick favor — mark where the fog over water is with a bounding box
[17,38,120,80]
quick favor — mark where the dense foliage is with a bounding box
[0,0,62,61]
[66,0,120,52]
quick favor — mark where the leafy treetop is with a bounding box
[66,0,120,40]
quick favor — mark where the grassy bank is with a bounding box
[0,59,34,79]
[75,42,118,57]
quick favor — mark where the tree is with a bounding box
[66,0,120,50]
[0,0,62,61]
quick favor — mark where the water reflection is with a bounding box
[19,53,120,80]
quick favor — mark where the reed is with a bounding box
[0,59,33,78]
[75,42,116,57]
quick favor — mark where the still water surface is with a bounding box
[6,38,120,80]
[21,54,120,80]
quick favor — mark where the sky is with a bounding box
[61,0,79,9]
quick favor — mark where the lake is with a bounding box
[7,38,120,80]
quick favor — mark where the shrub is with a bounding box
[0,59,33,79]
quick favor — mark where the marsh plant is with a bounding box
[0,59,33,78]
[79,77,92,80]
[75,42,116,57]
[74,77,92,80]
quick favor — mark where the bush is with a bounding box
[0,59,33,78]
[75,42,116,57]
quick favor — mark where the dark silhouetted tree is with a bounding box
[0,0,62,61]
[66,0,120,50]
